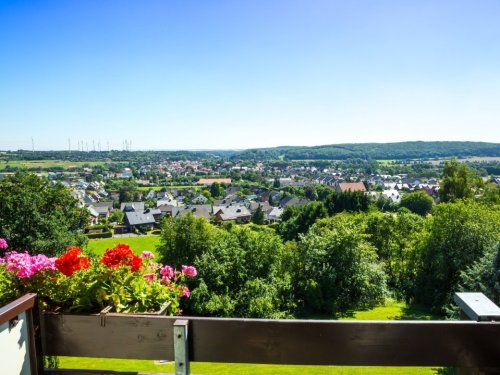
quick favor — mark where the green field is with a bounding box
[86,235,161,256]
[0,159,126,170]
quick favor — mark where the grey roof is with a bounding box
[214,205,251,221]
[87,206,100,217]
[91,201,114,209]
[120,202,145,212]
[125,211,156,226]
[172,205,212,220]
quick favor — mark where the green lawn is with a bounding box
[86,235,161,256]
[57,299,449,374]
[57,357,447,374]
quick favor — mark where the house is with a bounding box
[266,207,284,222]
[87,201,113,220]
[124,209,157,231]
[382,189,401,203]
[145,190,157,200]
[87,206,99,225]
[335,182,367,193]
[172,205,212,220]
[213,204,251,223]
[248,201,272,213]
[121,202,145,212]
[279,196,308,208]
[191,194,209,204]
[158,204,176,216]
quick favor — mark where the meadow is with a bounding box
[0,159,126,170]
[86,235,161,256]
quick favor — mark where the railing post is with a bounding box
[174,319,190,375]
[454,292,500,375]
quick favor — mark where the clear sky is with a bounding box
[1,0,499,151]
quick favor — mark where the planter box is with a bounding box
[41,310,178,360]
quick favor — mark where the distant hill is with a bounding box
[232,141,500,161]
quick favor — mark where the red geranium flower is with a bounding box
[55,246,90,276]
[101,243,142,272]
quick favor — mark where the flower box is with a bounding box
[41,306,178,360]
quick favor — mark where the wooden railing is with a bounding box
[3,292,500,375]
[0,293,43,375]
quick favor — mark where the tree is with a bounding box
[479,184,500,205]
[439,159,482,203]
[0,172,88,256]
[157,214,216,268]
[326,191,370,214]
[251,205,265,225]
[277,202,328,241]
[296,214,387,315]
[416,201,500,312]
[273,178,280,189]
[457,242,500,306]
[210,182,224,199]
[189,226,295,318]
[399,190,434,216]
[364,211,429,300]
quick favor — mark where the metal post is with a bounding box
[174,319,190,375]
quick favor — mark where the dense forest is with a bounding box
[2,141,500,163]
[234,141,500,161]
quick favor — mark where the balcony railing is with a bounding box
[1,292,500,375]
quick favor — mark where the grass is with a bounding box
[0,159,126,170]
[86,235,161,256]
[57,299,448,374]
[57,357,447,374]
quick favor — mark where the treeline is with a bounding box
[1,150,224,163]
[4,141,500,164]
[234,141,500,161]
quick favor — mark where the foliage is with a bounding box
[439,159,482,203]
[457,242,500,306]
[235,141,500,161]
[108,209,124,223]
[251,205,265,225]
[479,183,500,205]
[326,191,370,214]
[0,172,88,256]
[189,226,295,318]
[0,240,194,314]
[210,182,225,198]
[157,214,215,268]
[399,190,434,216]
[86,231,113,239]
[364,211,429,300]
[296,215,388,315]
[416,201,500,312]
[277,202,328,241]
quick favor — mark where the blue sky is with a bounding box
[1,0,499,151]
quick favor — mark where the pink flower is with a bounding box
[3,251,56,278]
[181,286,190,298]
[143,273,156,282]
[140,251,154,259]
[160,265,174,279]
[0,238,8,249]
[182,265,197,277]
[161,276,171,285]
